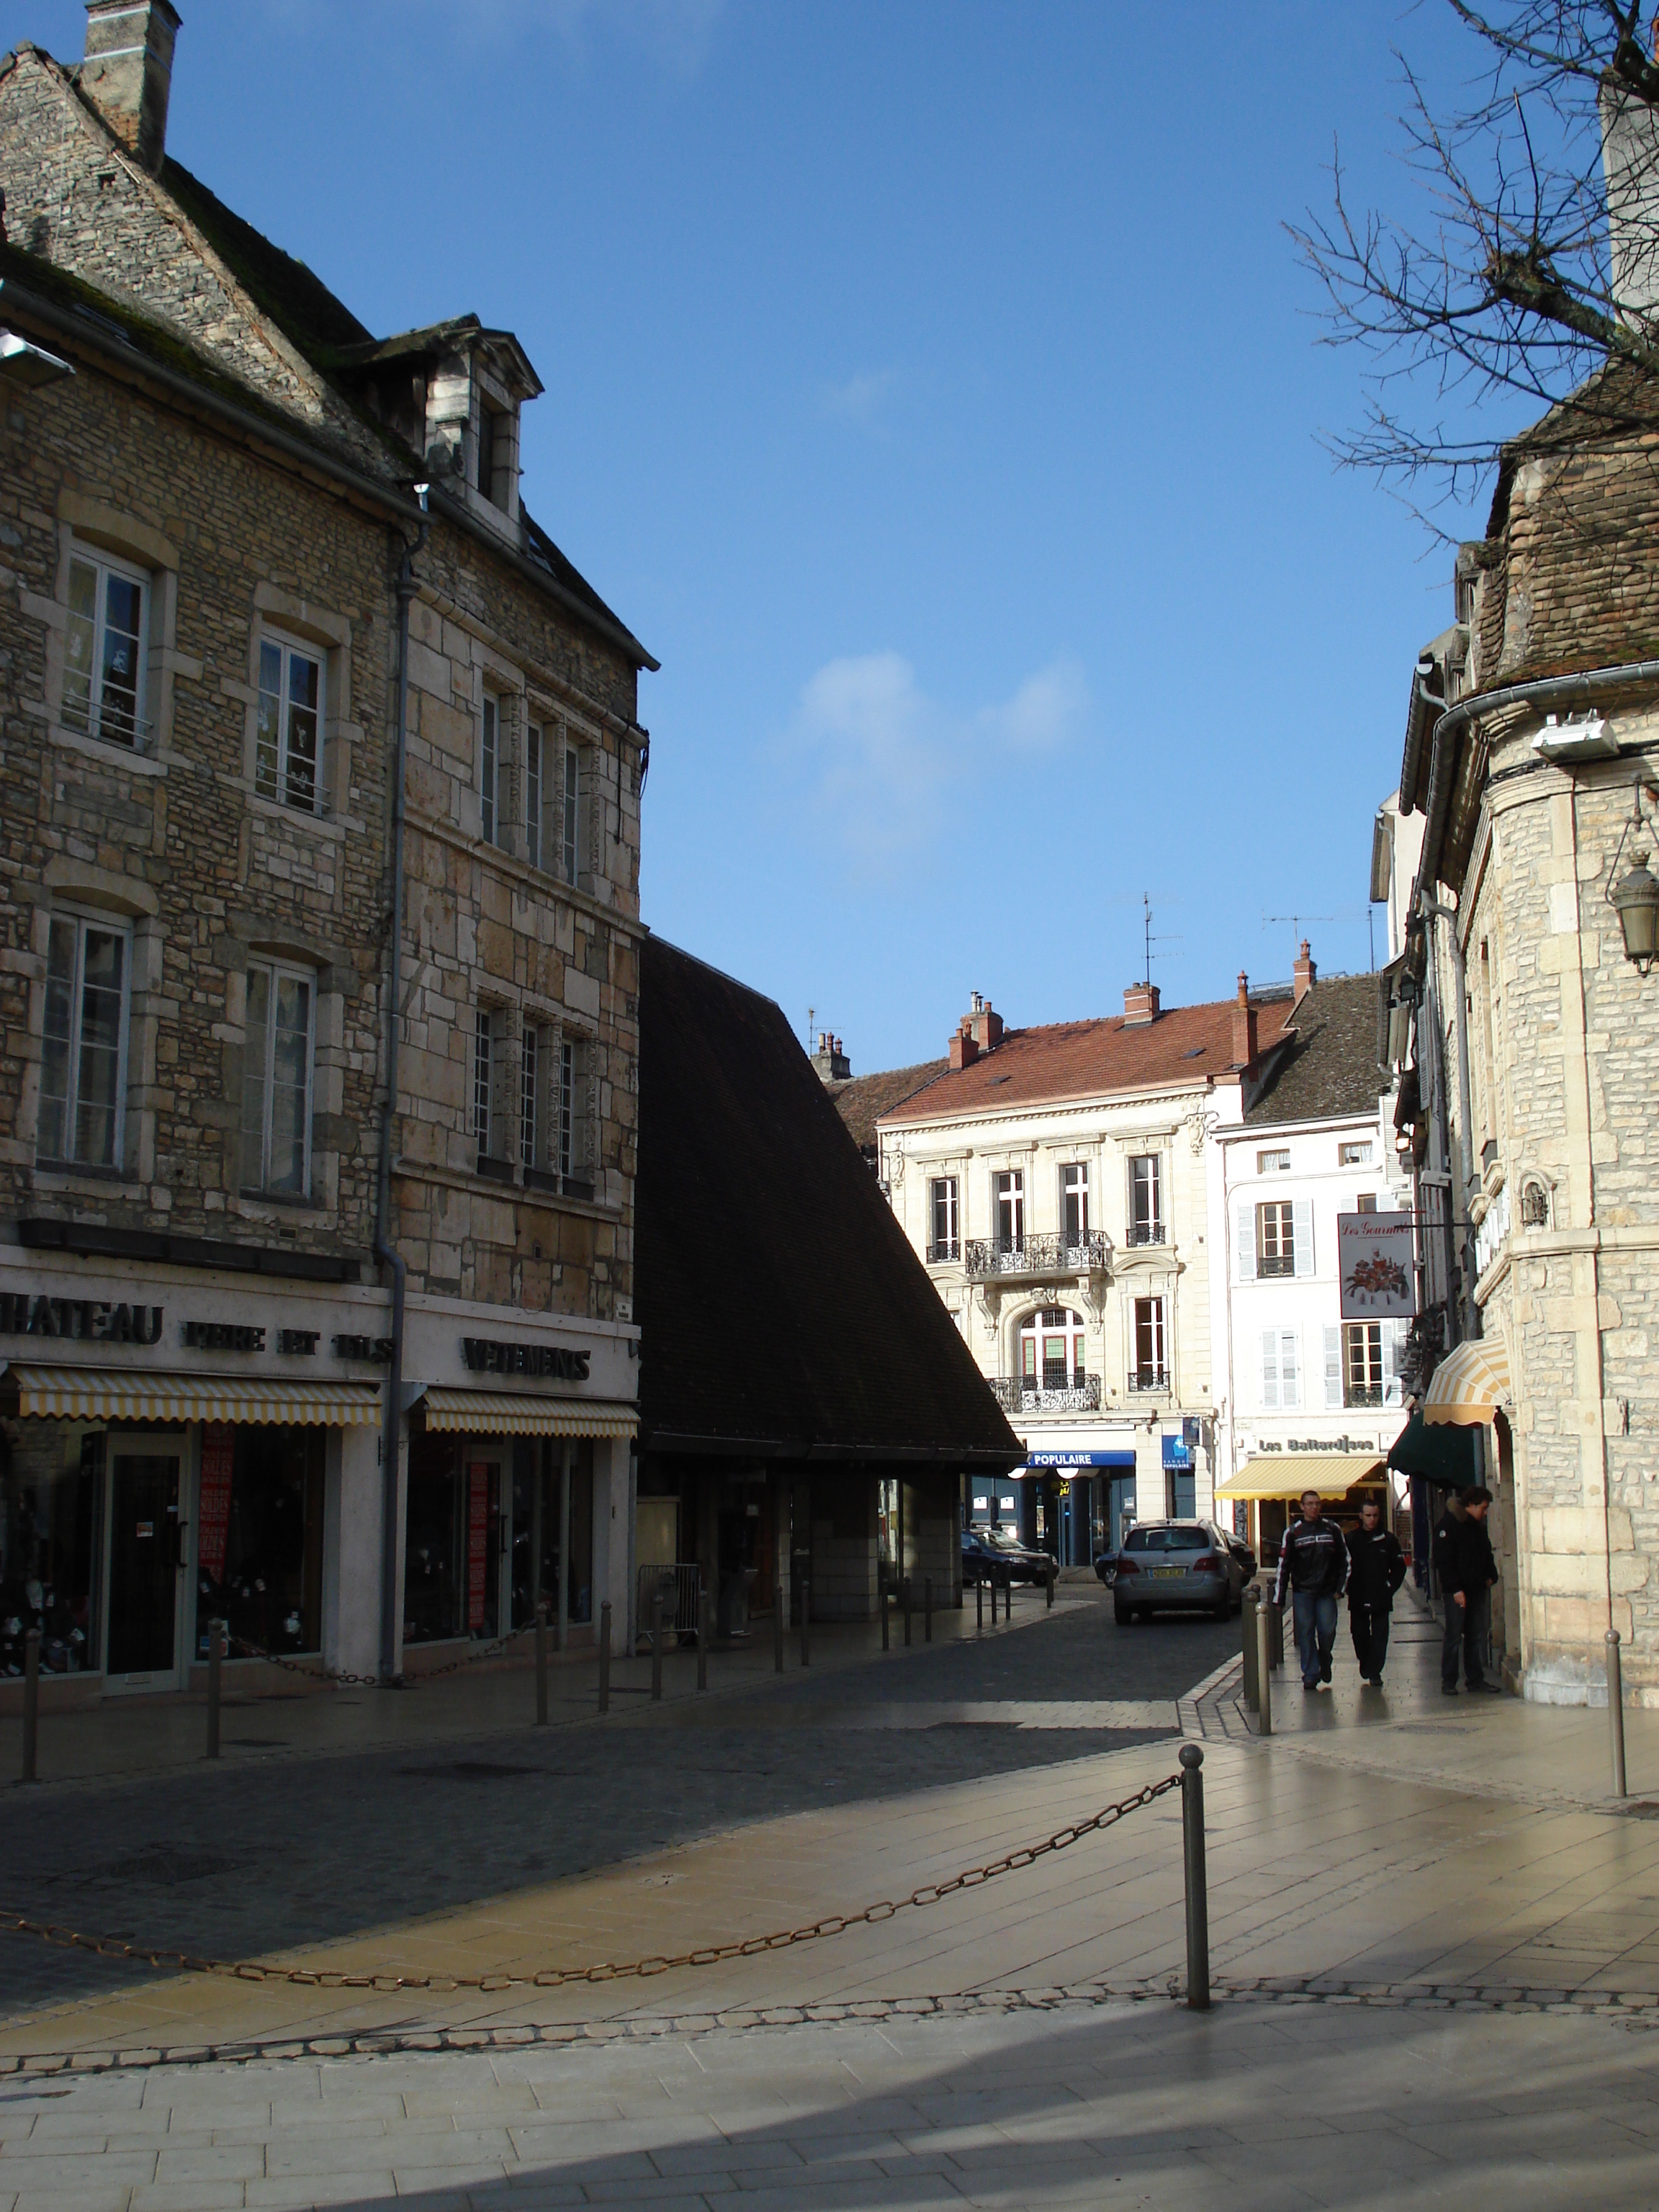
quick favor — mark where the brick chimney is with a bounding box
[810,1031,850,1084]
[949,1019,979,1072]
[1231,972,1258,1071]
[1123,981,1160,1025]
[1292,940,1316,1006]
[81,0,181,175]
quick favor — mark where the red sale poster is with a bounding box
[467,1464,489,1632]
[199,1423,235,1581]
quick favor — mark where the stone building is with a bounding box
[0,4,650,1697]
[1385,346,1659,1701]
[871,982,1299,1561]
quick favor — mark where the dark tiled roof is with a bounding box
[827,1060,949,1154]
[636,940,1021,1467]
[878,997,1295,1127]
[1244,976,1385,1126]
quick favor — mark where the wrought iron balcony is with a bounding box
[1125,1222,1166,1249]
[926,1239,961,1264]
[963,1231,1110,1281]
[1127,1366,1170,1395]
[1344,1384,1384,1409]
[992,1375,1102,1414]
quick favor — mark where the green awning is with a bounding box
[1387,1408,1478,1488]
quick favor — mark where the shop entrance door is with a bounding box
[105,1443,184,1690]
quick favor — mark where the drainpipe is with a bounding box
[376,492,429,1678]
[1420,894,1478,1339]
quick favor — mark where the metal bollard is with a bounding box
[1179,1743,1211,2010]
[1256,1600,1273,1738]
[1241,1586,1259,1712]
[207,1616,225,1758]
[925,1576,932,1643]
[698,1583,710,1693]
[598,1599,611,1713]
[904,1579,913,1647]
[1002,1569,1011,1623]
[976,1575,984,1632]
[775,1588,786,1673]
[1046,1563,1054,1609]
[800,1580,811,1667]
[20,1628,39,1785]
[535,1600,549,1727]
[881,1586,890,1651]
[651,1587,665,1701]
[1608,1627,1628,1798]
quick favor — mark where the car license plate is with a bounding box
[1151,1567,1185,1579]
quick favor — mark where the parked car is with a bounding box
[1107,1520,1245,1624]
[1222,1530,1257,1581]
[963,1527,1053,1586]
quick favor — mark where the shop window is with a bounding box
[929,1176,959,1262]
[406,1432,592,1645]
[240,959,314,1196]
[406,1433,466,1643]
[39,909,130,1169]
[0,1426,100,1674]
[256,634,323,814]
[63,545,148,748]
[194,1422,324,1658]
[1128,1154,1163,1245]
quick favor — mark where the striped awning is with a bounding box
[1,1364,381,1426]
[418,1388,638,1439]
[1214,1452,1386,1502]
[1422,1337,1511,1426]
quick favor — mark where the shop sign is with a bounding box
[1161,1433,1192,1471]
[460,1337,590,1380]
[1025,1449,1136,1468]
[198,1421,235,1581]
[1338,1213,1416,1320]
[467,1463,490,1631]
[0,1292,163,1342]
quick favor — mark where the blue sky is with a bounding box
[33,0,1513,1069]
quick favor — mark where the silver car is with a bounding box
[1111,1520,1244,1624]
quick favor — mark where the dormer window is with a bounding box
[477,399,510,509]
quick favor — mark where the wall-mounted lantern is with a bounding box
[1611,848,1659,974]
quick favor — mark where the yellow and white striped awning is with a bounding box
[418,1388,637,1439]
[1214,1452,1387,1502]
[1,1364,382,1425]
[1422,1337,1511,1426]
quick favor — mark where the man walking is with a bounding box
[1346,1495,1406,1688]
[1434,1485,1501,1695]
[1273,1488,1349,1690]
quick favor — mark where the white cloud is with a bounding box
[820,369,895,427]
[781,651,1089,873]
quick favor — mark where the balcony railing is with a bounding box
[1125,1222,1166,1248]
[1344,1383,1383,1409]
[926,1239,961,1264]
[964,1231,1110,1281]
[1128,1366,1170,1395]
[992,1375,1102,1414]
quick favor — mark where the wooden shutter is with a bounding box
[1324,1326,1343,1411]
[1236,1203,1256,1282]
[1260,1328,1279,1410]
[1281,1329,1300,1410]
[1292,1197,1315,1278]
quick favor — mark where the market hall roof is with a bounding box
[635,938,1022,1469]
[1243,976,1386,1128]
[877,995,1295,1128]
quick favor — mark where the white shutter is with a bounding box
[1383,1319,1405,1407]
[1260,1328,1279,1411]
[1237,1203,1256,1282]
[1292,1197,1315,1278]
[1324,1325,1343,1411]
[1281,1329,1301,1410]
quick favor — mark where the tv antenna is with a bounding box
[1141,894,1181,986]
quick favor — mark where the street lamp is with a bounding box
[1611,847,1659,974]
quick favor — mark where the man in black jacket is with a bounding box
[1346,1495,1406,1688]
[1434,1485,1501,1694]
[1273,1488,1349,1689]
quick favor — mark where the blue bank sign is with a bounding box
[1024,1449,1137,1470]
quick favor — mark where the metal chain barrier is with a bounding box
[0,1773,1182,1995]
[225,1622,539,1689]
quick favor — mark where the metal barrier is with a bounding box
[1608,1627,1628,1797]
[636,1563,701,1641]
[1241,1586,1259,1712]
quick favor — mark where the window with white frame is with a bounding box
[994,1169,1024,1249]
[1339,1139,1373,1166]
[562,742,580,884]
[474,1006,502,1160]
[1256,1200,1295,1276]
[525,724,543,871]
[1020,1305,1088,1390]
[930,1176,959,1262]
[256,635,323,814]
[1061,1162,1089,1244]
[240,961,314,1195]
[1343,1321,1385,1406]
[1128,1154,1162,1244]
[1257,1147,1290,1174]
[63,547,148,747]
[1132,1296,1167,1389]
[480,696,501,846]
[38,911,130,1168]
[1260,1327,1300,1410]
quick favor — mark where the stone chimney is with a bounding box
[1123,981,1160,1025]
[1292,940,1316,1006]
[965,991,1003,1053]
[81,0,181,176]
[810,1031,850,1084]
[1231,972,1258,1071]
[1601,39,1659,325]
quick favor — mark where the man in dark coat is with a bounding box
[1434,1485,1501,1694]
[1273,1488,1349,1689]
[1346,1494,1406,1688]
